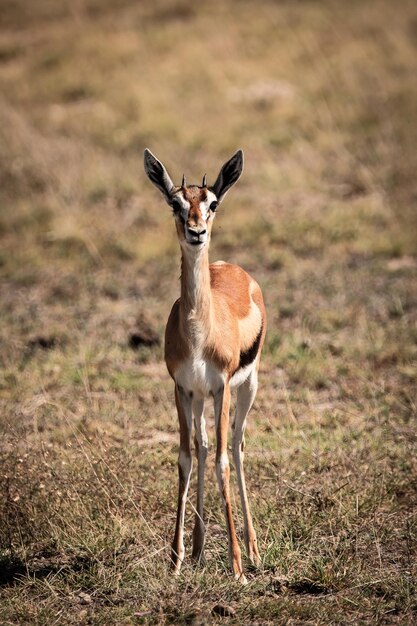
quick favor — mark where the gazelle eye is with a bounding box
[172,199,181,214]
[210,201,218,212]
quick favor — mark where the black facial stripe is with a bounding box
[235,322,263,373]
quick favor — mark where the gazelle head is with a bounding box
[144,149,244,250]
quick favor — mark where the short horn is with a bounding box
[202,174,207,187]
[182,174,186,188]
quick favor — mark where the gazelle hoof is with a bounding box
[191,552,206,567]
[170,549,184,576]
[235,572,248,585]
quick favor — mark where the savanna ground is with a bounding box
[1,1,417,623]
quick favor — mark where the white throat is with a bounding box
[181,243,209,317]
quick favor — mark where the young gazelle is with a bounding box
[144,149,266,582]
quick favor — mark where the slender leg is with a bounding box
[214,384,246,583]
[192,398,208,563]
[171,385,193,575]
[232,369,261,565]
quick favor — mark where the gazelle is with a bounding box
[144,149,266,583]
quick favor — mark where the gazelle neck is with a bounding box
[180,243,212,333]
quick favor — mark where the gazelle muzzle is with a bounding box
[186,225,208,245]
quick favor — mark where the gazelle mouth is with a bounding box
[187,239,205,246]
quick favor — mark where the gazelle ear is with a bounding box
[212,150,244,203]
[144,149,175,204]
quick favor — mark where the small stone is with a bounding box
[133,610,152,617]
[270,575,289,593]
[78,591,93,604]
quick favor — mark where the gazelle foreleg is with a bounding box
[171,385,193,575]
[192,398,208,563]
[214,384,246,583]
[232,368,261,565]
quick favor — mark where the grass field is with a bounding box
[1,0,417,623]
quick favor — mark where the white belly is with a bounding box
[175,355,255,397]
[175,356,225,398]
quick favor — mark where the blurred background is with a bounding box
[1,1,416,623]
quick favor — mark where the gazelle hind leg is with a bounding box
[214,384,246,583]
[192,398,208,563]
[232,368,261,565]
[171,385,193,575]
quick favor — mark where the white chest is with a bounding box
[175,354,225,398]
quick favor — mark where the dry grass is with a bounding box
[1,0,416,623]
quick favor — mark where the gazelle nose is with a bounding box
[188,227,206,237]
